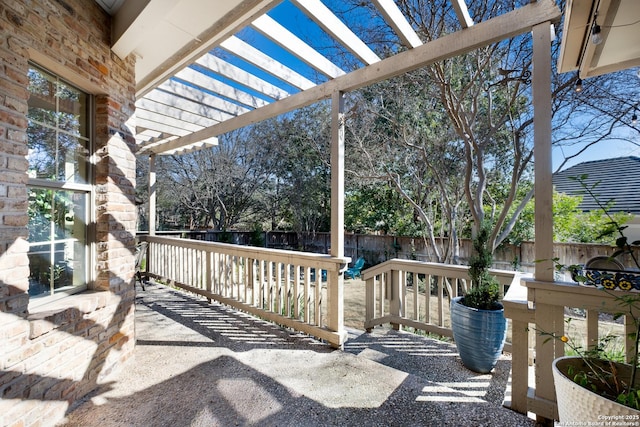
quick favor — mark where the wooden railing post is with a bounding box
[326,270,345,346]
[503,279,534,415]
[530,289,564,420]
[365,277,374,332]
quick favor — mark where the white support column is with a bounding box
[149,154,157,236]
[328,90,345,344]
[532,23,554,282]
[532,22,558,424]
[330,91,345,258]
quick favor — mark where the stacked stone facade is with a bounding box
[0,1,137,425]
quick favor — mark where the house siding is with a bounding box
[0,1,137,425]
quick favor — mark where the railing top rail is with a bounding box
[362,259,467,280]
[141,235,349,270]
[523,278,640,316]
[362,258,521,284]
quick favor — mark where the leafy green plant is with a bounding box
[541,317,640,410]
[464,222,501,310]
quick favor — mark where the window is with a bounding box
[27,64,92,301]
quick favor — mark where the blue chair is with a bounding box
[344,257,365,279]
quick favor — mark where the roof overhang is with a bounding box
[558,0,640,78]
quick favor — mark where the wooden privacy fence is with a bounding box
[162,230,640,276]
[140,236,350,347]
[362,258,525,353]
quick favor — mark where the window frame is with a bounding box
[26,63,96,309]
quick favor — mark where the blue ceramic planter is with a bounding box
[450,296,508,374]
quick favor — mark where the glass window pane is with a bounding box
[58,134,90,184]
[53,191,87,240]
[57,81,88,137]
[28,188,52,243]
[28,244,52,297]
[27,121,57,179]
[27,68,57,128]
[52,241,74,291]
[28,188,88,297]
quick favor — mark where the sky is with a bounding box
[552,126,640,172]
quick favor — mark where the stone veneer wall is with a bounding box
[0,1,137,425]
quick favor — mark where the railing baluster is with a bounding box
[625,315,635,364]
[437,275,444,327]
[304,266,311,324]
[294,265,301,319]
[425,274,431,324]
[315,264,322,326]
[586,309,598,351]
[379,273,385,320]
[206,250,212,302]
[268,261,274,312]
[259,259,265,309]
[416,273,422,322]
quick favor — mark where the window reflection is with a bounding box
[27,66,90,184]
[27,64,91,299]
[27,188,87,298]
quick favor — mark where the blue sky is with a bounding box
[553,127,640,171]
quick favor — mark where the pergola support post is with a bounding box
[328,90,346,346]
[149,154,157,237]
[532,22,558,425]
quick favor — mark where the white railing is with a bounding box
[507,279,640,421]
[140,236,349,347]
[362,259,523,347]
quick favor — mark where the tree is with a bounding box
[148,103,333,235]
[346,74,468,262]
[157,128,272,230]
[249,104,332,235]
[345,183,420,235]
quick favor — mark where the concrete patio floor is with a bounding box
[58,282,538,426]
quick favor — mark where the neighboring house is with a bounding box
[0,1,137,425]
[553,156,640,241]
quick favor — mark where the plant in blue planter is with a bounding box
[451,223,507,373]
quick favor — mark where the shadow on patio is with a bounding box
[59,283,536,426]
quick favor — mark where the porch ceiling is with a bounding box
[99,0,565,156]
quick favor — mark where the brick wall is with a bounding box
[0,1,137,425]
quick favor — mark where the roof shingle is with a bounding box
[553,156,640,214]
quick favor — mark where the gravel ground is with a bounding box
[58,282,539,427]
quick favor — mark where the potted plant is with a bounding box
[546,295,640,421]
[451,223,507,373]
[548,175,640,421]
